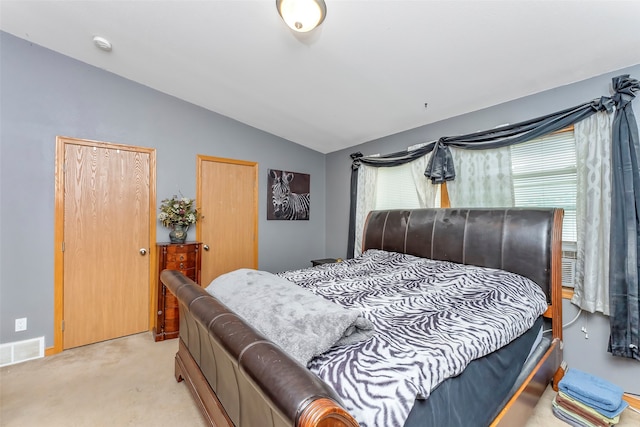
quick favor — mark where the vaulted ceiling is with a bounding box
[2,0,639,153]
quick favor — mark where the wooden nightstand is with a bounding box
[311,258,341,267]
[154,241,202,341]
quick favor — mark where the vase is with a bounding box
[169,224,189,244]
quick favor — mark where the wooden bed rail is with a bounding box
[491,338,563,426]
[550,209,564,341]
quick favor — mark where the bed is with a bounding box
[160,207,564,427]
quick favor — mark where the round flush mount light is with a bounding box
[93,36,112,52]
[276,0,326,33]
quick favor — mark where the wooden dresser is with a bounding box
[154,241,202,341]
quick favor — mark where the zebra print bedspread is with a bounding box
[277,249,548,427]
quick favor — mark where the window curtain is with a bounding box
[608,75,640,360]
[424,98,614,184]
[347,143,436,257]
[409,153,438,208]
[349,93,616,256]
[353,164,378,257]
[572,111,613,315]
[446,146,514,207]
[347,75,639,360]
[350,148,437,257]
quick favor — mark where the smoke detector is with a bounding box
[93,36,112,52]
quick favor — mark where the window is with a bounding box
[374,142,443,210]
[510,129,577,244]
[374,164,421,210]
[374,163,443,209]
[510,128,578,288]
[371,129,578,289]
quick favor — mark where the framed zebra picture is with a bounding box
[267,169,310,220]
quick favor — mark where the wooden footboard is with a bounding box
[162,268,358,427]
[175,338,233,426]
[175,337,358,427]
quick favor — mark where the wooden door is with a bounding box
[55,137,155,350]
[197,156,258,286]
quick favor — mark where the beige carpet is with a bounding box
[1,332,639,427]
[0,332,206,427]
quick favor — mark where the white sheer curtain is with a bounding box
[572,111,613,315]
[446,146,515,207]
[354,164,378,257]
[353,150,436,256]
[409,153,438,208]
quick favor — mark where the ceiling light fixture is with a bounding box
[276,0,326,33]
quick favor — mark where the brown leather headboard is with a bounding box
[362,208,563,304]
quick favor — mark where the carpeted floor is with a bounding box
[1,332,639,426]
[0,332,206,427]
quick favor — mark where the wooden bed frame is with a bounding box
[160,208,564,427]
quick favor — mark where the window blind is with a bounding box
[510,130,577,243]
[375,164,421,210]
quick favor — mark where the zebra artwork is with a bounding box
[268,169,310,220]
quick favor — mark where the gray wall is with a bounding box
[0,32,327,348]
[325,63,640,393]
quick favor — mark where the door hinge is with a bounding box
[62,242,65,252]
[61,320,65,331]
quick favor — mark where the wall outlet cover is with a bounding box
[15,318,27,332]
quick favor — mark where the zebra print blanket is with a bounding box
[278,249,548,427]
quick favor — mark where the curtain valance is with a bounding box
[349,75,633,256]
[424,96,615,184]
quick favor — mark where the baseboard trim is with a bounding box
[624,393,640,411]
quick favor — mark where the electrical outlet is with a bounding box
[15,318,27,332]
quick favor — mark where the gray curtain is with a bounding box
[424,97,614,184]
[608,75,640,360]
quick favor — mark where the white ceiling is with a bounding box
[2,1,640,154]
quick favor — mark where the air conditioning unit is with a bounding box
[562,257,576,288]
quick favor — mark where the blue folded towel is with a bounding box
[558,368,628,418]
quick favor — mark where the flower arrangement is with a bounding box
[158,195,198,228]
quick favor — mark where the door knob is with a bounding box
[139,248,147,256]
[203,244,210,251]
